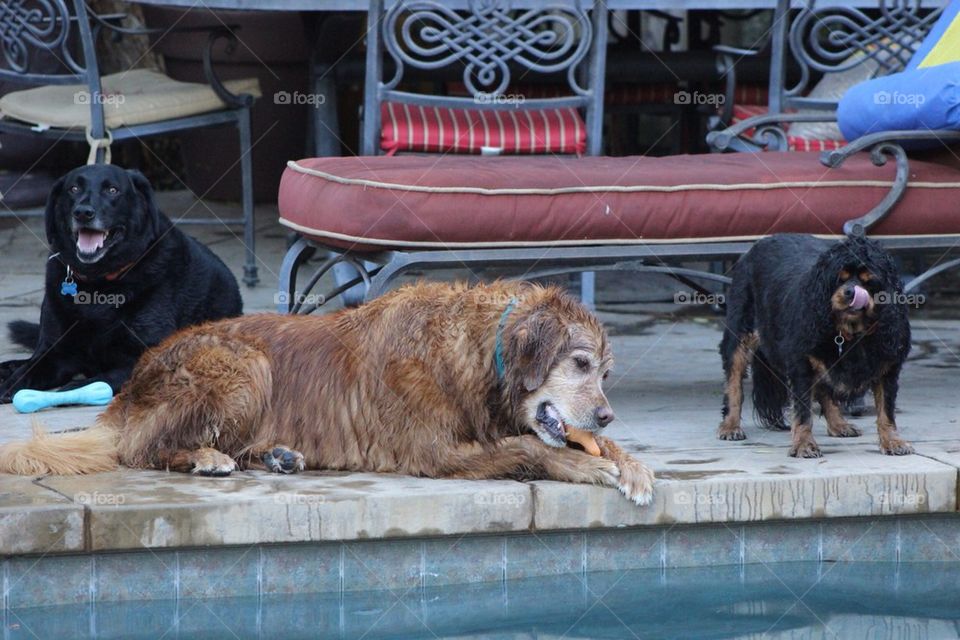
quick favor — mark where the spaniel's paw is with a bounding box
[717,422,746,441]
[880,437,914,456]
[788,438,822,459]
[827,421,862,438]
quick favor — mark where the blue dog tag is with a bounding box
[60,263,77,296]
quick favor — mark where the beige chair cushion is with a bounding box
[0,69,261,130]
[790,47,898,141]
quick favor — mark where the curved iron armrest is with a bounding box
[83,5,253,109]
[819,130,960,238]
[713,44,761,128]
[202,28,254,109]
[706,111,836,152]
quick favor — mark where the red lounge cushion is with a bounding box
[731,104,846,152]
[380,102,586,155]
[278,153,960,252]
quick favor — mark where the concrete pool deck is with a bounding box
[2,193,960,604]
[3,318,960,557]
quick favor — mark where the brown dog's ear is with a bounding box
[506,309,566,391]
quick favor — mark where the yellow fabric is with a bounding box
[918,13,960,68]
[0,69,260,130]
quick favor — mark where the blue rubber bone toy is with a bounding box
[13,381,113,414]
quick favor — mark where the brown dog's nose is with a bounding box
[595,407,614,427]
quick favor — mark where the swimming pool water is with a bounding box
[6,561,960,639]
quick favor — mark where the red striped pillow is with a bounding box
[380,102,587,155]
[785,135,845,152]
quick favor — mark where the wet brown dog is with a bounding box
[0,281,654,505]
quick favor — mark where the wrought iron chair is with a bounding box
[707,0,942,155]
[361,0,606,156]
[0,0,260,286]
[319,0,608,307]
[707,0,960,287]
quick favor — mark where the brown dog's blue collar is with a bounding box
[494,297,518,380]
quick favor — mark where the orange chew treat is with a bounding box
[566,427,601,457]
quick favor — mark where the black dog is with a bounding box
[0,165,242,402]
[717,234,912,458]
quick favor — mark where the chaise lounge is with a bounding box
[277,0,960,312]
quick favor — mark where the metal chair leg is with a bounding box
[238,108,258,287]
[365,255,412,302]
[333,262,371,307]
[580,271,596,310]
[311,61,341,157]
[277,235,317,313]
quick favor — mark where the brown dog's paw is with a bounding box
[191,448,237,476]
[616,458,655,506]
[788,439,822,459]
[880,437,914,456]
[576,454,621,488]
[261,446,305,474]
[827,421,862,438]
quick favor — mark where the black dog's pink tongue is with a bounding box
[77,229,106,254]
[850,285,869,310]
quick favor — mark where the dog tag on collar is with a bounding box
[835,334,845,356]
[60,266,77,296]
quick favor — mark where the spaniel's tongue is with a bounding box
[77,229,106,254]
[850,285,869,310]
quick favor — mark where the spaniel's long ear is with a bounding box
[127,169,162,238]
[44,175,66,248]
[506,308,566,392]
[874,242,903,295]
[807,243,847,331]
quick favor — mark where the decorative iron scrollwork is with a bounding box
[0,0,80,73]
[383,0,592,96]
[787,1,941,98]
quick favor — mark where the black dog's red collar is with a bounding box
[73,262,136,282]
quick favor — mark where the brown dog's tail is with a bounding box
[0,421,119,475]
